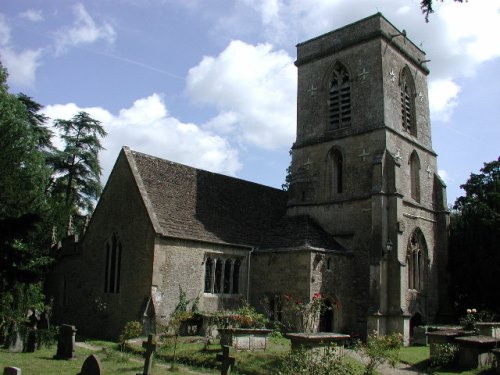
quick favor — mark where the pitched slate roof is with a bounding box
[257,215,346,252]
[124,147,288,247]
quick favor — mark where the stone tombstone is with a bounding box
[216,345,235,375]
[25,311,39,353]
[78,354,102,375]
[136,334,156,375]
[53,324,77,359]
[3,367,21,375]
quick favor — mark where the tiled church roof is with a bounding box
[257,215,346,252]
[125,148,288,247]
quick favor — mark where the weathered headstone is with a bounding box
[3,367,21,375]
[78,354,102,375]
[53,324,77,359]
[136,334,156,375]
[216,345,235,375]
[25,312,39,353]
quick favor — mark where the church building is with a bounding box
[47,13,449,344]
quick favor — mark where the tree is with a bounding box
[0,62,53,342]
[50,111,107,237]
[420,0,465,22]
[448,157,500,314]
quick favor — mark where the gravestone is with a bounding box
[25,312,39,353]
[53,324,77,359]
[3,367,21,375]
[136,334,156,375]
[216,345,235,375]
[78,354,102,375]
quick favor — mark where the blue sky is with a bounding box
[1,0,499,206]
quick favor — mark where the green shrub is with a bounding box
[275,345,356,374]
[118,321,142,351]
[357,332,403,375]
[431,343,459,368]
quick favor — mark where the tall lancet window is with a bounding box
[104,233,122,293]
[407,229,427,291]
[409,151,421,202]
[400,66,416,136]
[329,148,344,195]
[329,62,351,129]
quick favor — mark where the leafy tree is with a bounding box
[420,0,465,22]
[16,93,53,155]
[0,62,53,342]
[50,111,107,236]
[448,157,500,315]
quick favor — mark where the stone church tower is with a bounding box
[287,14,449,342]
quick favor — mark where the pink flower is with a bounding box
[467,309,472,314]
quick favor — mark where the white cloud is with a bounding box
[54,3,116,54]
[0,14,42,87]
[186,40,296,149]
[224,0,500,123]
[20,9,44,22]
[438,169,451,184]
[41,94,241,183]
[429,79,461,122]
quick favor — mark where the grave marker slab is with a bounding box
[216,345,235,375]
[53,324,77,359]
[3,367,21,375]
[79,354,102,375]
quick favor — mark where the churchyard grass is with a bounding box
[399,346,496,375]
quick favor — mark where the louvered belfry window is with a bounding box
[400,67,416,136]
[329,62,351,129]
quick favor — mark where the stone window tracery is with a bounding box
[204,255,242,295]
[400,66,417,136]
[407,229,427,291]
[329,62,351,129]
[104,233,122,293]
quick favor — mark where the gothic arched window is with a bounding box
[204,257,213,293]
[409,151,421,202]
[104,233,122,293]
[400,66,416,136]
[407,229,427,291]
[204,255,242,295]
[329,62,351,129]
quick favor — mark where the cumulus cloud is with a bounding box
[429,79,461,122]
[186,40,296,149]
[218,0,500,123]
[41,94,241,183]
[0,14,42,87]
[54,3,116,54]
[20,9,44,22]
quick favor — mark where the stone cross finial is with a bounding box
[389,69,396,82]
[137,334,156,375]
[303,157,313,170]
[216,345,236,375]
[426,165,432,178]
[418,91,424,102]
[358,148,370,161]
[394,149,402,163]
[307,83,317,97]
[358,68,369,81]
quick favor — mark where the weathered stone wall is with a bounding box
[48,151,156,339]
[152,237,250,325]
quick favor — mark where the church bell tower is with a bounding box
[287,13,449,343]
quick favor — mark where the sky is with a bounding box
[1,0,499,206]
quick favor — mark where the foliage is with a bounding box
[282,293,325,333]
[214,303,268,329]
[431,343,459,369]
[275,344,356,375]
[459,308,478,332]
[50,111,106,237]
[118,321,143,351]
[420,0,465,22]
[448,158,500,314]
[281,149,292,191]
[357,331,403,375]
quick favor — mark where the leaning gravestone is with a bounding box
[53,324,77,359]
[78,354,102,375]
[3,367,21,375]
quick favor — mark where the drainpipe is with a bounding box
[246,247,255,303]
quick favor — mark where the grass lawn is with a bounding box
[399,345,497,375]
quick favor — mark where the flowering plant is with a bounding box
[459,308,478,333]
[283,292,325,333]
